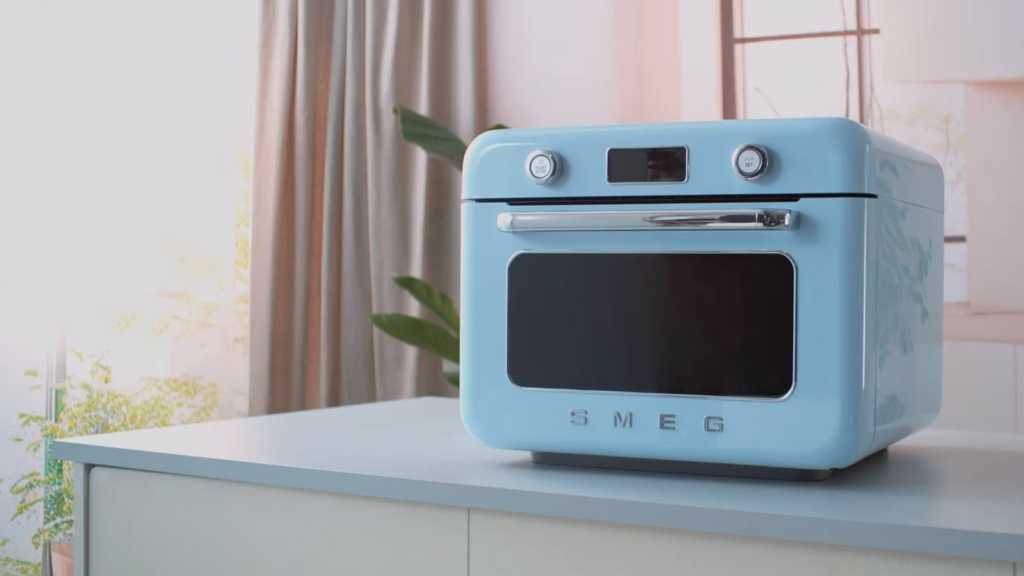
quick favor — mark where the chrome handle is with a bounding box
[496,209,795,232]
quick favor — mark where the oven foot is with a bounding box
[530,451,840,481]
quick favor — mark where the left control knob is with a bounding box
[526,150,560,184]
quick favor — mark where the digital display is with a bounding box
[507,253,795,398]
[607,147,687,183]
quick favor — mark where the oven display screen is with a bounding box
[507,253,794,398]
[607,147,687,183]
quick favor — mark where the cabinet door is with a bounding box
[469,509,1012,576]
[86,467,467,576]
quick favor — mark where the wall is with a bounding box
[963,83,1024,311]
[482,0,680,128]
[880,0,1024,313]
[939,342,1024,433]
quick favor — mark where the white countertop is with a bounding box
[54,397,1024,562]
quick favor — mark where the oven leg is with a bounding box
[531,451,835,481]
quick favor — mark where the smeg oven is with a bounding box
[460,118,943,476]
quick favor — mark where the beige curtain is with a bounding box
[251,0,479,414]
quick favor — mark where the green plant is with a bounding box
[0,539,37,576]
[1,354,218,574]
[369,108,506,387]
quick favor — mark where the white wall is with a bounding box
[938,342,1024,433]
[880,0,1024,311]
[880,0,1024,83]
[963,84,1024,311]
[482,0,680,128]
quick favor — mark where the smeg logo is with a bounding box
[568,409,725,433]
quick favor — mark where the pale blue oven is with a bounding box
[460,118,943,477]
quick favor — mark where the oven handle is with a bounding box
[496,209,795,232]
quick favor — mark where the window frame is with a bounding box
[719,0,880,122]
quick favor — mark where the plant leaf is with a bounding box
[442,369,459,387]
[369,313,459,363]
[485,123,508,131]
[393,276,459,333]
[393,106,467,171]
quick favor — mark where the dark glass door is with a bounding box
[507,253,795,398]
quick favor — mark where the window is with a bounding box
[720,0,967,302]
[721,0,877,122]
[0,1,257,566]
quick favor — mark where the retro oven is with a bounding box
[460,118,943,476]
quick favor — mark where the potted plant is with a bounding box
[1,353,218,576]
[369,108,506,386]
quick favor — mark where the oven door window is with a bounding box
[507,253,795,398]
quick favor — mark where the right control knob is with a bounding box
[733,144,769,180]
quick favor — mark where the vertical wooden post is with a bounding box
[719,0,737,119]
[855,0,867,123]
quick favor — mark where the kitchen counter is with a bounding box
[55,397,1024,575]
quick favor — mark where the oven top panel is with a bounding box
[461,118,943,212]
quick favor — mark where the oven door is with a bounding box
[461,198,871,469]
